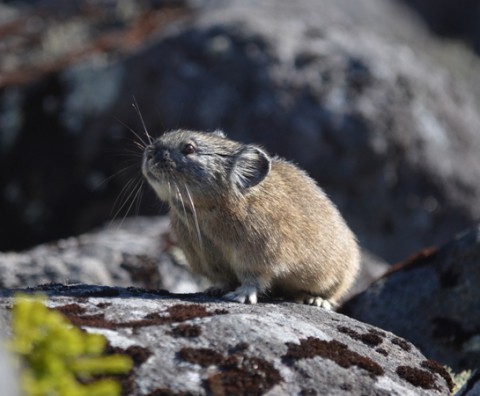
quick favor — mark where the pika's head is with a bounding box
[142,130,271,204]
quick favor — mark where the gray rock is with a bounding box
[0,284,453,395]
[341,226,480,372]
[0,216,205,293]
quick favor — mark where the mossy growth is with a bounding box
[10,294,133,396]
[447,367,472,394]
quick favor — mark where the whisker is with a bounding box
[134,180,145,216]
[111,177,138,216]
[184,183,203,248]
[132,140,145,151]
[108,150,144,159]
[113,116,148,149]
[116,178,145,230]
[174,182,189,222]
[100,165,139,187]
[132,96,153,145]
[111,176,144,224]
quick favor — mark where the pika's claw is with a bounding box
[224,285,258,304]
[295,294,333,310]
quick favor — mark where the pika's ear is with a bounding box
[231,145,271,191]
[212,129,226,138]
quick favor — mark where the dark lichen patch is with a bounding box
[124,345,153,366]
[337,326,383,347]
[53,303,86,316]
[396,365,438,390]
[169,324,202,338]
[391,337,411,351]
[62,303,227,330]
[178,347,224,367]
[283,337,384,377]
[205,354,282,396]
[67,313,114,328]
[103,344,152,396]
[167,304,217,321]
[146,304,228,323]
[228,342,249,354]
[431,317,473,346]
[107,344,152,368]
[178,346,281,395]
[421,359,454,392]
[375,348,388,356]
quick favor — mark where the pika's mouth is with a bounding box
[142,149,162,181]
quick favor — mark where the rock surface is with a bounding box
[0,217,206,293]
[0,284,453,395]
[1,0,480,264]
[342,225,480,372]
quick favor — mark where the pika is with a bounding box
[142,129,360,308]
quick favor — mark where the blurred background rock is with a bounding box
[1,0,479,265]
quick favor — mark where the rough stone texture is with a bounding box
[0,284,452,395]
[1,0,480,265]
[342,225,480,372]
[0,216,206,293]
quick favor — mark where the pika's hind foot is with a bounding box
[295,294,333,310]
[224,285,258,304]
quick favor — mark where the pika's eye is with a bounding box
[181,143,196,155]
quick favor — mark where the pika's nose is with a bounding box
[150,146,170,163]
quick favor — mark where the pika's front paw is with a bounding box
[295,294,333,310]
[224,285,258,304]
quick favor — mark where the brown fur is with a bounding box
[142,130,360,307]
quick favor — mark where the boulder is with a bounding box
[0,216,205,293]
[0,284,453,395]
[342,226,480,372]
[1,0,480,264]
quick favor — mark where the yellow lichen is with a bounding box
[10,294,132,396]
